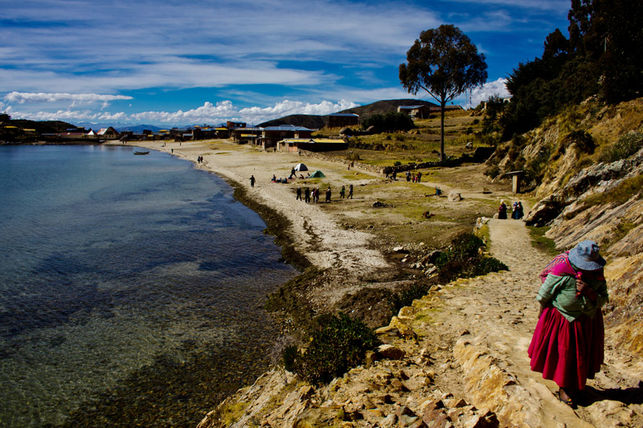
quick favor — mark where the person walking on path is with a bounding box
[325,187,331,203]
[498,200,508,219]
[348,184,353,199]
[296,187,302,200]
[417,171,422,183]
[528,240,608,408]
[304,187,310,203]
[250,175,255,188]
[340,185,346,199]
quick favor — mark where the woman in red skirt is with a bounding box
[528,240,608,408]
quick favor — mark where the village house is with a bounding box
[260,125,314,150]
[232,127,263,145]
[397,105,432,119]
[326,112,359,128]
[97,127,120,139]
[226,121,246,130]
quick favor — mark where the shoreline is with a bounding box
[122,139,392,276]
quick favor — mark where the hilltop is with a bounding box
[257,99,439,128]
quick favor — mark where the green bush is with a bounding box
[436,233,508,282]
[599,131,643,163]
[472,257,509,276]
[284,313,380,384]
[391,282,432,313]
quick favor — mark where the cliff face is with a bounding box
[494,97,643,355]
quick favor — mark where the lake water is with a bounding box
[0,145,297,427]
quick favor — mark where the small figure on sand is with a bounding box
[325,187,331,203]
[304,187,311,203]
[289,167,296,179]
[348,184,353,199]
[271,174,277,182]
[498,200,508,219]
[296,187,302,200]
[417,171,422,183]
[340,185,346,199]
[250,175,255,188]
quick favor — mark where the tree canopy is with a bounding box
[501,0,642,138]
[399,25,487,161]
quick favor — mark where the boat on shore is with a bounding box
[134,150,149,155]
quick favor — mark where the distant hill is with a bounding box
[7,119,77,134]
[257,99,440,129]
[339,99,438,116]
[257,115,326,129]
[116,124,163,133]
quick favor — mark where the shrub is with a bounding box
[435,232,508,282]
[284,313,380,384]
[391,282,432,313]
[472,257,509,276]
[599,131,643,163]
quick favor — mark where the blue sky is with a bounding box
[0,0,571,126]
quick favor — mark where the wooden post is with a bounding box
[512,174,520,193]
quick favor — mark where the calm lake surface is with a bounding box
[0,145,296,427]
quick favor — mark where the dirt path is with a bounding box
[415,218,642,427]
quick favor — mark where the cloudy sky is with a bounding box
[1,0,571,126]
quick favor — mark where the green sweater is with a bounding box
[537,274,608,322]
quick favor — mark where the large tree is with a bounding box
[399,25,487,161]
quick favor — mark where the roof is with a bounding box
[240,134,260,138]
[328,113,359,117]
[398,105,426,110]
[264,125,313,132]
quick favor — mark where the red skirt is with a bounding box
[528,306,604,390]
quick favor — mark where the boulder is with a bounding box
[448,191,462,202]
[377,344,406,360]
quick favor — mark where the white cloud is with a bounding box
[8,99,359,126]
[4,92,132,104]
[455,78,511,108]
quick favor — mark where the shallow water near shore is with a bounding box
[0,145,296,426]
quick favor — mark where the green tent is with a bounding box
[310,170,325,178]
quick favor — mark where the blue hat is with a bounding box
[568,240,606,271]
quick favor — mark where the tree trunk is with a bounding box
[440,100,446,162]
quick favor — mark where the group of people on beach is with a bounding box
[294,184,353,203]
[498,200,523,219]
[197,156,204,163]
[384,170,423,183]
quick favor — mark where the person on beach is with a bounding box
[296,187,302,200]
[528,240,608,408]
[348,184,353,199]
[340,185,346,199]
[304,187,310,203]
[250,175,255,188]
[417,171,422,183]
[325,187,331,203]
